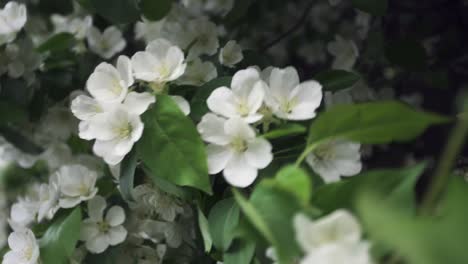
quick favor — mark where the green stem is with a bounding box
[420,114,468,214]
[295,141,322,166]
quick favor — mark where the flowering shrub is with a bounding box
[0,0,466,263]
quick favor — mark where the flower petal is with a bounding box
[87,196,106,222]
[207,87,238,118]
[223,153,257,188]
[245,138,273,169]
[105,206,125,226]
[206,144,233,174]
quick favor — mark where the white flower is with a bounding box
[0,2,27,42]
[9,200,37,230]
[87,26,126,59]
[131,38,186,84]
[294,210,362,251]
[51,14,92,40]
[132,184,185,222]
[305,140,362,183]
[205,0,234,16]
[56,164,98,208]
[219,40,243,68]
[264,67,323,120]
[188,18,219,59]
[80,196,127,254]
[91,107,145,165]
[2,229,39,264]
[36,183,60,222]
[197,115,273,187]
[294,210,372,264]
[207,68,266,123]
[177,58,217,86]
[86,55,134,104]
[300,242,372,264]
[327,35,359,71]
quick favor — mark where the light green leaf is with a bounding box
[197,205,213,253]
[208,198,240,251]
[234,183,303,264]
[352,0,388,16]
[297,101,450,163]
[274,165,312,206]
[119,148,138,202]
[262,124,307,140]
[190,76,232,122]
[138,95,212,194]
[89,0,139,24]
[313,163,426,214]
[357,178,468,264]
[315,70,361,92]
[140,0,172,21]
[224,239,256,264]
[40,207,82,264]
[232,189,275,244]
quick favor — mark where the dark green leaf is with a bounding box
[208,198,240,251]
[315,70,361,92]
[138,95,212,194]
[40,207,82,264]
[191,76,232,122]
[197,205,213,253]
[37,33,76,53]
[224,239,256,264]
[120,148,138,202]
[89,0,140,24]
[140,0,172,21]
[262,124,306,140]
[352,0,388,16]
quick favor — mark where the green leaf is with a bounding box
[89,0,139,24]
[224,0,253,26]
[190,76,232,122]
[262,124,306,140]
[140,0,172,21]
[357,178,468,264]
[138,95,212,194]
[273,165,312,206]
[232,189,275,245]
[208,198,240,251]
[224,240,256,264]
[119,148,138,202]
[40,207,82,264]
[315,70,361,92]
[197,205,213,253]
[37,33,76,53]
[314,163,426,214]
[234,183,303,264]
[308,101,449,145]
[351,0,388,16]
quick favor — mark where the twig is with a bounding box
[261,3,314,51]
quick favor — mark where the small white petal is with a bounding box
[206,144,233,174]
[105,206,125,227]
[223,153,258,188]
[245,138,273,169]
